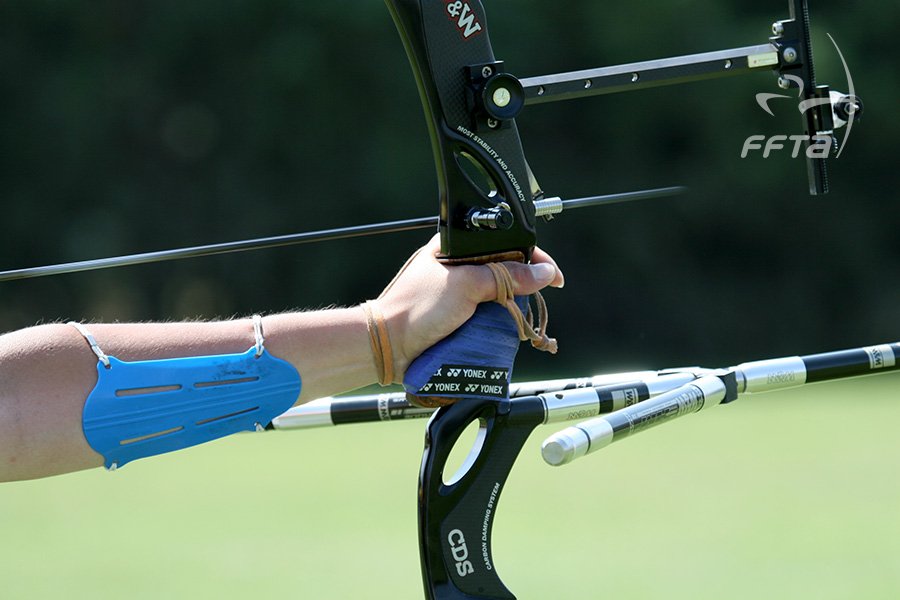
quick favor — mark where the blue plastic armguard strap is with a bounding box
[403,297,527,403]
[82,347,301,470]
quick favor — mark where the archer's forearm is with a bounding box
[0,311,376,482]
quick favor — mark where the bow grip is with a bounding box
[404,297,528,405]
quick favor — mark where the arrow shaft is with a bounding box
[0,187,684,282]
[0,217,437,281]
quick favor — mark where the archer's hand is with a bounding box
[377,235,564,383]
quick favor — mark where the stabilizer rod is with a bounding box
[542,343,900,466]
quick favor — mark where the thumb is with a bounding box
[505,262,563,296]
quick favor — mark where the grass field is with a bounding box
[2,372,899,599]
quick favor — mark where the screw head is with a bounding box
[783,47,798,63]
[777,76,791,90]
[486,118,500,129]
[772,22,784,36]
[481,66,493,78]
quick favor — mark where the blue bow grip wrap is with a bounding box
[82,347,301,469]
[403,297,528,403]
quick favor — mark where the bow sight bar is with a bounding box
[381,0,862,598]
[517,1,860,195]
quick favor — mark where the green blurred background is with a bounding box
[1,1,898,598]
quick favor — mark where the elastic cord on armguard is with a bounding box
[78,327,301,470]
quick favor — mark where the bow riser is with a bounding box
[386,0,538,261]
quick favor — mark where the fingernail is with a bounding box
[531,263,556,284]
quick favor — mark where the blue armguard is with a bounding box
[403,297,527,403]
[82,347,301,470]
